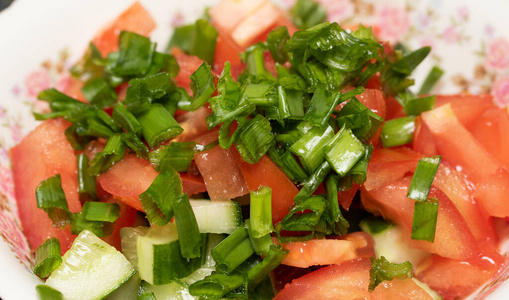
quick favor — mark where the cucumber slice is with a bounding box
[137,222,202,285]
[360,217,430,267]
[190,200,242,234]
[46,230,136,300]
[106,273,141,300]
[120,226,150,268]
[140,280,195,300]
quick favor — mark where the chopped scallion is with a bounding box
[35,174,71,228]
[369,256,412,291]
[249,187,274,238]
[173,193,202,259]
[418,66,444,95]
[82,202,120,223]
[77,153,97,202]
[380,116,416,148]
[407,156,442,201]
[411,198,439,242]
[137,103,183,148]
[34,238,62,278]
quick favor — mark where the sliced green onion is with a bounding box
[149,141,196,172]
[245,219,274,256]
[95,109,122,133]
[112,103,143,136]
[304,86,342,128]
[277,195,327,242]
[110,31,156,77]
[242,84,275,106]
[268,147,308,183]
[324,175,349,236]
[290,0,327,30]
[249,186,274,238]
[324,125,366,177]
[123,82,152,116]
[64,125,90,151]
[411,198,439,242]
[137,103,183,148]
[82,202,120,223]
[36,174,71,228]
[168,19,218,64]
[37,88,88,113]
[242,44,276,83]
[403,95,436,116]
[70,42,104,81]
[173,193,202,259]
[267,26,290,63]
[189,273,245,299]
[36,285,64,300]
[70,212,106,237]
[346,144,373,185]
[391,47,431,75]
[407,156,442,201]
[81,77,117,109]
[212,226,255,274]
[380,116,416,148]
[360,216,392,235]
[369,256,412,291]
[77,153,97,202]
[247,245,288,289]
[218,119,246,150]
[294,160,331,203]
[121,132,149,159]
[190,62,215,111]
[145,52,180,78]
[88,134,126,176]
[139,167,183,226]
[290,124,334,173]
[419,66,444,95]
[34,238,62,278]
[129,72,172,100]
[336,95,383,143]
[235,114,274,164]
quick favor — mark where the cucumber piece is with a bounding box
[137,222,202,285]
[360,217,430,267]
[412,278,443,300]
[120,226,150,268]
[190,200,242,234]
[106,273,141,300]
[46,230,136,300]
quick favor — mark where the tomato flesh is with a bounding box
[274,258,371,300]
[371,278,432,300]
[11,119,81,253]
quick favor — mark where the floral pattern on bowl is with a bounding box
[1,0,508,299]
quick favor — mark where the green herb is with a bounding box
[411,198,439,242]
[35,175,71,228]
[407,156,442,201]
[419,66,444,95]
[34,238,62,278]
[380,116,416,148]
[369,256,412,290]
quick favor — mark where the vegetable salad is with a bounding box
[9,0,509,299]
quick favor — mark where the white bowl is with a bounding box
[1,0,509,299]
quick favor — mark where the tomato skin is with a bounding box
[361,177,480,260]
[274,257,371,300]
[371,278,432,300]
[194,131,249,201]
[415,244,504,299]
[173,107,211,143]
[11,119,81,254]
[233,152,298,224]
[276,232,375,268]
[92,2,156,57]
[475,167,509,218]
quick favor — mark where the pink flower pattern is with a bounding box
[442,26,460,44]
[24,70,50,98]
[485,38,509,72]
[375,6,410,43]
[492,76,509,108]
[317,0,354,23]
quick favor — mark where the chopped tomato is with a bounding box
[412,116,438,156]
[361,177,480,260]
[173,107,211,143]
[213,32,244,78]
[98,154,157,211]
[338,183,359,211]
[92,2,156,57]
[371,278,432,300]
[232,152,298,224]
[415,244,505,299]
[435,94,494,129]
[275,232,374,268]
[101,197,137,251]
[274,258,371,300]
[475,167,509,217]
[434,163,497,243]
[194,131,249,201]
[99,154,206,211]
[356,88,386,120]
[61,76,87,102]
[172,48,206,93]
[364,147,422,191]
[421,103,500,183]
[384,95,405,120]
[11,119,81,254]
[469,107,509,169]
[209,0,266,34]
